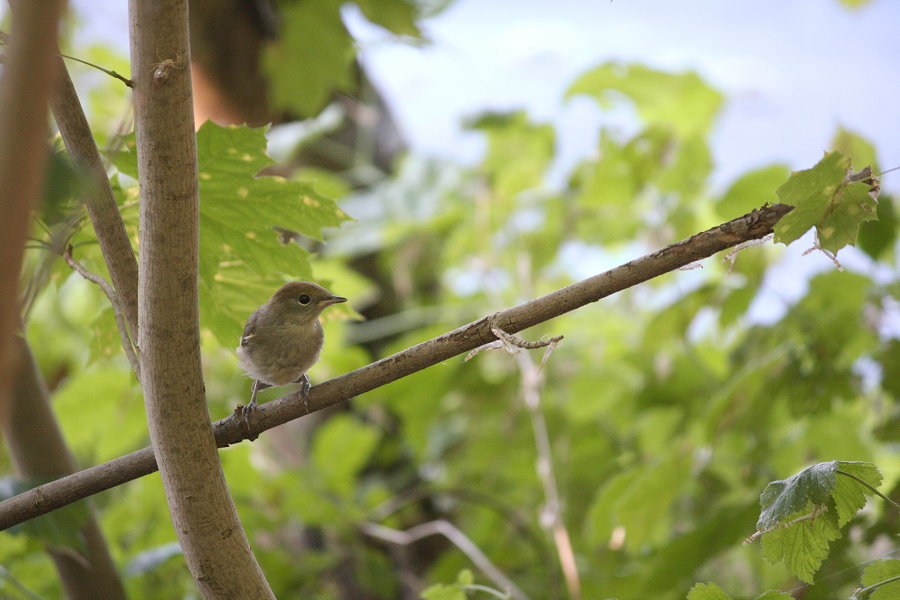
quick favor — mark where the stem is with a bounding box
[63,246,140,381]
[854,574,900,599]
[59,53,133,87]
[836,470,900,512]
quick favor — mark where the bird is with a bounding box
[236,281,346,435]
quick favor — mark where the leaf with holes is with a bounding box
[114,122,351,344]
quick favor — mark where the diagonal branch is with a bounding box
[0,203,793,530]
[49,55,140,348]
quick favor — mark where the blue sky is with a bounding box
[61,0,899,190]
[345,0,900,188]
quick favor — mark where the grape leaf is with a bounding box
[755,461,883,582]
[114,122,351,344]
[773,151,879,253]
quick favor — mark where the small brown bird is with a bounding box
[237,282,346,424]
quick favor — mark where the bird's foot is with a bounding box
[240,380,263,441]
[294,373,312,414]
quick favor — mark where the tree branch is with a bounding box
[0,203,793,530]
[62,246,141,380]
[129,0,273,597]
[361,520,531,600]
[49,55,141,350]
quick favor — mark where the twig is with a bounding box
[743,505,828,545]
[723,234,772,274]
[802,237,843,271]
[465,326,563,361]
[360,520,530,600]
[0,203,794,530]
[59,52,133,87]
[63,246,140,381]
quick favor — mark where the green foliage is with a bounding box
[716,165,790,220]
[858,559,900,600]
[421,569,504,600]
[113,121,351,344]
[774,151,879,253]
[6,24,899,600]
[687,583,794,600]
[567,62,723,136]
[263,0,421,116]
[755,462,883,583]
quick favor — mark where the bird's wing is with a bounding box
[240,310,260,347]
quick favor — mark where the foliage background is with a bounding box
[1,1,898,599]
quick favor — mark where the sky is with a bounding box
[344,0,900,188]
[56,0,900,190]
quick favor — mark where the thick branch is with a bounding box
[129,0,272,597]
[0,203,793,530]
[0,0,65,425]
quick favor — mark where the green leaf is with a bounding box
[567,62,724,136]
[860,559,900,600]
[761,507,840,583]
[831,128,879,172]
[468,111,555,200]
[587,454,691,550]
[421,582,466,600]
[756,461,883,582]
[311,414,381,497]
[456,569,474,586]
[757,462,837,530]
[114,122,351,345]
[832,462,882,525]
[686,582,731,600]
[263,0,356,116]
[753,592,795,600]
[352,0,421,36]
[716,165,790,220]
[858,195,898,261]
[773,151,879,253]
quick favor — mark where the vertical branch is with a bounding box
[128,0,274,597]
[0,0,65,423]
[515,351,582,600]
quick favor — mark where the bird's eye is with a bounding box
[297,294,311,305]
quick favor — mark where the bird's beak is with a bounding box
[322,295,347,306]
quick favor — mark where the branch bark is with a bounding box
[5,337,127,599]
[0,0,65,428]
[0,203,793,530]
[49,56,140,350]
[128,0,273,597]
